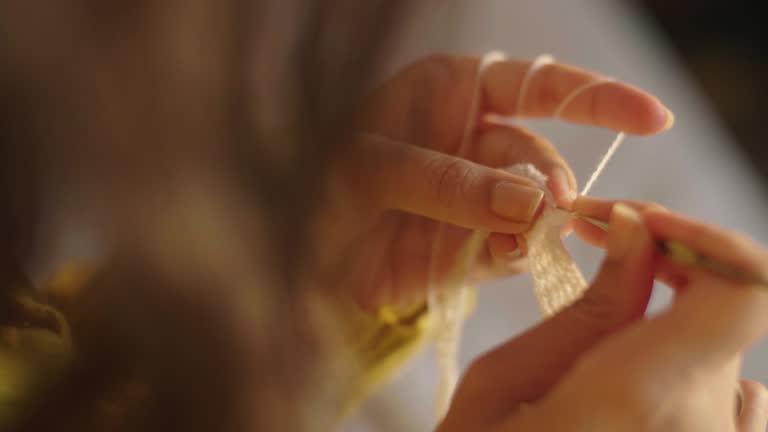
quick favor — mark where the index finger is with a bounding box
[480,57,673,135]
[616,211,768,378]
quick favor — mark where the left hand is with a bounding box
[311,54,674,310]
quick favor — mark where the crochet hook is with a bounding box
[574,213,768,289]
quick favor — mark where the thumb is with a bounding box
[355,133,544,234]
[441,204,655,430]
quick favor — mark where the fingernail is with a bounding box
[549,168,576,209]
[491,182,544,223]
[506,248,522,259]
[568,187,578,202]
[572,195,600,215]
[662,107,675,131]
[607,203,642,260]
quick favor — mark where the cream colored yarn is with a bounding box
[504,163,587,317]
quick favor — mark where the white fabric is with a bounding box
[504,164,588,316]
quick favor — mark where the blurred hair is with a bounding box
[0,1,407,430]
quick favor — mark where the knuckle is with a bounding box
[414,54,458,83]
[742,380,768,407]
[461,357,486,386]
[501,133,535,163]
[451,357,486,399]
[477,128,523,166]
[408,55,461,102]
[529,67,558,115]
[588,85,604,126]
[639,201,668,213]
[729,230,758,251]
[406,55,463,146]
[427,156,473,210]
[567,289,627,330]
[476,127,508,147]
[567,355,662,428]
[714,228,768,268]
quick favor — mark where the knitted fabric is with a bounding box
[504,164,587,317]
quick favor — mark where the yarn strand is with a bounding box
[581,131,625,196]
[428,51,505,421]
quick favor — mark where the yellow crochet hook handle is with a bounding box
[576,214,768,290]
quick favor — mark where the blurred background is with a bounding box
[638,0,766,190]
[342,1,768,430]
[0,0,768,432]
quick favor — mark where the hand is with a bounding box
[438,199,768,432]
[312,55,673,310]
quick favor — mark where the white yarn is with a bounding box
[547,77,626,196]
[431,284,466,417]
[429,52,505,420]
[516,54,555,118]
[429,52,625,420]
[504,164,588,316]
[581,131,625,196]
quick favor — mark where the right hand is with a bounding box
[438,199,768,432]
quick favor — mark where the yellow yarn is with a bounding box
[1,262,473,425]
